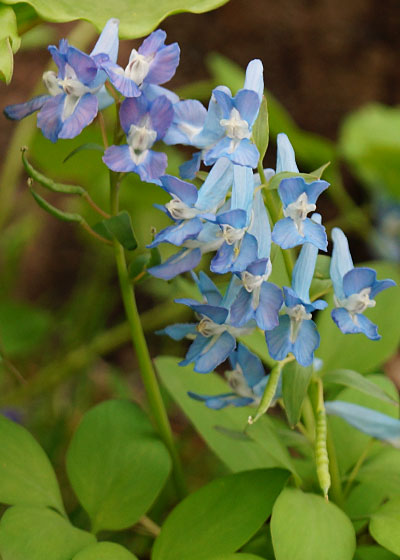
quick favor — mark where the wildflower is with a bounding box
[330,227,395,339]
[103,93,173,182]
[159,273,254,373]
[266,214,327,366]
[188,344,273,408]
[272,176,329,251]
[4,19,120,142]
[325,401,400,447]
[98,29,180,98]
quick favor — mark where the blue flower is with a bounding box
[272,176,329,251]
[325,401,400,447]
[98,29,180,98]
[173,59,263,171]
[158,273,254,373]
[266,214,327,366]
[210,165,260,274]
[330,227,395,340]
[103,93,173,182]
[188,343,273,409]
[4,19,120,142]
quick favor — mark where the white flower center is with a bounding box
[197,316,253,338]
[283,192,316,236]
[286,304,312,343]
[165,197,199,220]
[127,117,157,163]
[125,50,152,85]
[242,264,272,310]
[337,287,376,316]
[43,64,99,121]
[220,108,251,140]
[221,224,246,245]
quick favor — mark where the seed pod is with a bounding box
[315,407,331,498]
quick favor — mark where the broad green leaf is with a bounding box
[0,506,95,560]
[340,104,400,200]
[282,361,313,427]
[271,489,356,560]
[328,374,399,475]
[323,369,397,405]
[102,211,138,251]
[66,400,171,533]
[73,542,139,560]
[344,480,390,533]
[156,356,297,474]
[0,414,64,513]
[1,0,230,38]
[0,299,52,357]
[370,497,400,555]
[128,253,150,279]
[354,546,398,560]
[357,447,400,495]
[0,6,20,84]
[207,555,268,560]
[316,261,400,373]
[152,469,289,560]
[252,96,269,163]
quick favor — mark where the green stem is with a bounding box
[258,162,294,280]
[343,439,374,499]
[109,173,186,498]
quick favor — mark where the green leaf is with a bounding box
[63,143,104,164]
[152,469,289,560]
[0,506,95,560]
[328,374,399,475]
[0,6,20,84]
[101,211,137,251]
[340,103,400,200]
[29,187,84,223]
[271,488,356,560]
[156,356,297,474]
[72,542,139,560]
[282,361,313,427]
[354,546,398,560]
[22,149,86,195]
[252,96,269,163]
[66,400,171,533]
[310,161,331,178]
[1,0,230,38]
[207,555,268,560]
[0,299,52,357]
[356,447,400,495]
[344,480,390,533]
[0,414,64,513]
[370,497,400,555]
[316,261,400,373]
[323,369,397,405]
[128,253,150,279]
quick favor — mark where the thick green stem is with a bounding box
[109,173,186,498]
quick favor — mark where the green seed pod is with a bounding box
[315,408,331,498]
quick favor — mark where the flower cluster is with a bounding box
[6,20,395,427]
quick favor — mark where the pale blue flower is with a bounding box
[325,401,400,447]
[272,176,329,251]
[266,214,327,366]
[330,227,395,340]
[188,343,272,409]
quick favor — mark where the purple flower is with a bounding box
[4,19,120,142]
[103,93,173,182]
